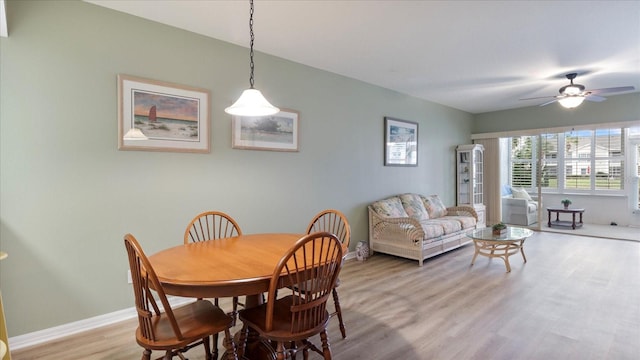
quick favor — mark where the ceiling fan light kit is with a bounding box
[519,72,635,109]
[558,96,585,109]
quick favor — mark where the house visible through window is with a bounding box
[508,127,627,195]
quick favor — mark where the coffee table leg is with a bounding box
[502,248,511,273]
[520,240,527,263]
[470,240,480,265]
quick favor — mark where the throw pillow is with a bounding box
[511,187,532,201]
[501,184,513,196]
[372,197,409,218]
[399,193,430,221]
[421,195,448,218]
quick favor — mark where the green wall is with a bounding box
[0,1,473,336]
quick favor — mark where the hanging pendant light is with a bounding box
[225,0,279,117]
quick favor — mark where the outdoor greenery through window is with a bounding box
[510,136,534,188]
[509,127,626,194]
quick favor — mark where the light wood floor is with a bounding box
[11,231,640,359]
[540,223,640,242]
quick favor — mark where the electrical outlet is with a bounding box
[127,270,132,284]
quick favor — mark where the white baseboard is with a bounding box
[8,251,359,351]
[8,296,193,351]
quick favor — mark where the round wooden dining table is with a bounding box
[148,233,303,359]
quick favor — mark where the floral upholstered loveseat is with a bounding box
[368,193,478,266]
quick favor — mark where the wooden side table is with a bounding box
[547,207,584,229]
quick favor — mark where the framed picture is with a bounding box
[118,74,210,153]
[232,109,299,152]
[384,117,418,166]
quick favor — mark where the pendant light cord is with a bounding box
[249,0,255,89]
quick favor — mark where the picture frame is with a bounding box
[384,117,418,166]
[118,74,210,153]
[232,109,299,152]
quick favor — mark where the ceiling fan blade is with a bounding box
[588,86,635,95]
[519,95,558,101]
[539,98,558,107]
[585,94,606,102]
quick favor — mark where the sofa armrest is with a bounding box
[446,206,478,221]
[368,206,425,246]
[503,197,530,206]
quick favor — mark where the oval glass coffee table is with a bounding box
[467,227,533,272]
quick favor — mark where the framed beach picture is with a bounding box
[384,117,418,166]
[232,109,299,152]
[118,74,210,153]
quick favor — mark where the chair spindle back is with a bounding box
[184,211,242,243]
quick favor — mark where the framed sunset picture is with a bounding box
[117,74,210,153]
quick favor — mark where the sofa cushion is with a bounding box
[511,187,532,201]
[418,221,445,239]
[423,218,462,235]
[443,215,477,230]
[399,193,430,221]
[421,195,448,218]
[371,197,409,218]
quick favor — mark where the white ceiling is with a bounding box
[86,0,640,114]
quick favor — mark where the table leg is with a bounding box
[228,294,277,360]
[547,210,552,227]
[579,212,583,226]
[470,243,480,266]
[520,240,527,263]
[502,246,511,273]
[572,212,576,229]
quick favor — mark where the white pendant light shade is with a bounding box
[123,128,148,140]
[226,0,279,118]
[558,96,585,109]
[225,88,280,116]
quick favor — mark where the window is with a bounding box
[632,135,640,211]
[637,144,640,209]
[564,130,593,190]
[510,136,533,188]
[540,133,558,189]
[508,127,626,194]
[509,134,558,190]
[593,128,623,190]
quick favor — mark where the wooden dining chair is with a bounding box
[184,210,244,353]
[237,232,343,360]
[184,211,243,309]
[184,210,242,243]
[124,234,237,360]
[306,209,351,339]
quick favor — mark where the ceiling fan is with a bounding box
[520,73,635,108]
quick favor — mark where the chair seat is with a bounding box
[239,295,330,343]
[137,299,233,350]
